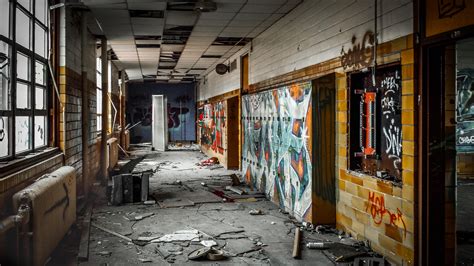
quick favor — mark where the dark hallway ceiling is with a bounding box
[80,0,303,82]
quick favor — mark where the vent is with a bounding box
[136,44,161,48]
[229,59,237,71]
[201,54,221,59]
[129,10,164,18]
[167,0,198,11]
[162,26,193,45]
[213,37,252,46]
[135,35,162,41]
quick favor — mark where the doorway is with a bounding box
[422,37,474,264]
[311,73,336,224]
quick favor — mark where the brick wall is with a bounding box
[335,35,415,265]
[59,8,118,194]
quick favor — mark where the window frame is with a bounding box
[96,57,103,132]
[348,63,403,181]
[0,0,50,161]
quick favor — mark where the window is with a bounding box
[0,0,49,160]
[97,57,102,131]
[349,65,402,181]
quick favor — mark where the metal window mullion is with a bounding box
[31,0,36,152]
[11,0,17,158]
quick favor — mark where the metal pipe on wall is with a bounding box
[100,37,109,181]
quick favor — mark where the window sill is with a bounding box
[345,169,403,187]
[0,147,62,179]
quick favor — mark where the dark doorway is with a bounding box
[422,37,474,265]
[311,73,336,224]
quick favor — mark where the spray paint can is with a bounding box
[306,242,330,249]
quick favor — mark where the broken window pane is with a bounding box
[34,116,46,148]
[0,1,9,37]
[35,61,45,85]
[0,117,8,157]
[15,116,30,153]
[16,83,30,109]
[17,53,29,81]
[0,42,10,110]
[35,24,46,57]
[35,87,45,110]
[35,0,46,24]
[16,8,30,49]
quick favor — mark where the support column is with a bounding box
[100,37,109,181]
[81,12,90,195]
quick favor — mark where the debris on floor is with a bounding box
[197,157,219,166]
[75,149,385,265]
[249,209,264,215]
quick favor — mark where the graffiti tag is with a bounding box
[44,183,70,220]
[341,31,375,70]
[366,191,406,237]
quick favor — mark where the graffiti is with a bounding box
[242,82,312,220]
[198,101,226,155]
[456,68,474,152]
[341,31,375,70]
[366,191,407,237]
[132,104,153,127]
[438,0,466,18]
[127,85,196,142]
[44,183,70,220]
[380,69,402,175]
[0,117,4,141]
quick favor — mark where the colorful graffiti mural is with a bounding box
[198,101,226,155]
[127,83,196,142]
[242,82,312,220]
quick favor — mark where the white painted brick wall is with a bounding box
[199,0,413,100]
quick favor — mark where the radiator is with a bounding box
[13,166,76,266]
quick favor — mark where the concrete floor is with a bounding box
[50,145,378,265]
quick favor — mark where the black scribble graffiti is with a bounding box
[0,117,5,141]
[37,125,44,141]
[438,0,466,19]
[168,105,190,129]
[132,106,152,126]
[44,183,70,220]
[341,31,375,70]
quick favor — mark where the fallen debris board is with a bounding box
[192,222,245,237]
[77,204,93,261]
[226,186,245,195]
[224,238,257,255]
[226,193,266,199]
[183,189,223,204]
[92,222,132,242]
[141,172,150,201]
[158,199,195,208]
[122,174,134,203]
[218,233,248,239]
[152,231,200,243]
[111,175,123,205]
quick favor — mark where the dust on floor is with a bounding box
[53,145,381,265]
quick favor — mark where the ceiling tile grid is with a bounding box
[82,0,302,82]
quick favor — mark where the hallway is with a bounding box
[71,146,372,265]
[2,0,474,264]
